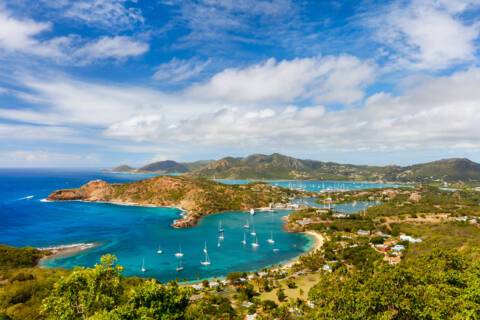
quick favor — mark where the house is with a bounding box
[392,244,405,252]
[357,229,370,236]
[322,264,332,272]
[297,218,313,226]
[455,216,469,222]
[209,281,220,288]
[400,234,422,243]
[374,244,390,252]
[245,313,257,320]
[191,284,203,290]
[242,301,254,308]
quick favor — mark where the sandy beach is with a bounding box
[38,243,99,265]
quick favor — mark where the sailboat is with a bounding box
[219,230,224,240]
[176,258,184,272]
[141,258,147,272]
[200,242,211,266]
[267,231,275,244]
[250,208,255,215]
[156,245,163,254]
[218,220,224,233]
[175,245,184,258]
[250,226,256,236]
[251,235,259,248]
[273,248,280,253]
[241,231,247,245]
[243,218,250,229]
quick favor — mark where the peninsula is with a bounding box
[47,176,303,227]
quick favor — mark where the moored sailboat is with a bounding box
[241,231,247,245]
[267,231,275,244]
[200,242,211,266]
[175,245,184,258]
[252,235,259,248]
[176,258,184,272]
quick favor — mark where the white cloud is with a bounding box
[2,58,480,157]
[75,36,149,61]
[187,56,376,104]
[0,6,70,59]
[369,0,480,70]
[0,5,148,63]
[105,67,480,151]
[152,58,211,83]
[40,0,144,30]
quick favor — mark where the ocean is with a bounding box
[0,169,394,282]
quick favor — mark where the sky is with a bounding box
[0,0,480,167]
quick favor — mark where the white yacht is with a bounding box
[267,231,275,244]
[200,242,211,266]
[175,245,184,258]
[251,236,259,248]
[241,231,247,245]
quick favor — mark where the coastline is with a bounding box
[38,243,99,266]
[274,230,324,270]
[182,230,325,286]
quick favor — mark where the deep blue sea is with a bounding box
[0,169,394,282]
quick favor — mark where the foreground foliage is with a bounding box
[306,249,480,319]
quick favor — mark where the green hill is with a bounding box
[112,154,480,182]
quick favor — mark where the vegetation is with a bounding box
[3,183,480,319]
[0,245,46,269]
[188,153,480,182]
[307,249,480,319]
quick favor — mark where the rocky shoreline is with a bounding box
[47,176,305,229]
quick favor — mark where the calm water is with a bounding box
[1,169,393,281]
[293,197,378,214]
[0,169,311,281]
[216,179,398,192]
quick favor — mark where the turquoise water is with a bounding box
[293,197,377,214]
[1,169,393,281]
[216,179,399,192]
[0,169,310,282]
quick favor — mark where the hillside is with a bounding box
[110,160,192,174]
[111,165,135,173]
[47,176,302,227]
[189,154,480,182]
[397,158,480,182]
[138,160,189,173]
[111,154,480,182]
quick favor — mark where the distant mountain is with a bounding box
[189,153,480,182]
[397,158,480,182]
[112,154,480,182]
[138,160,189,173]
[112,165,135,173]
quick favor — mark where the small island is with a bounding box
[47,176,305,228]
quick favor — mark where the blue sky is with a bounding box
[0,0,480,167]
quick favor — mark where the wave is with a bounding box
[40,198,49,202]
[17,195,34,201]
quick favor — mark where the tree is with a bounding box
[276,288,286,302]
[185,294,236,320]
[42,254,124,319]
[42,255,192,320]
